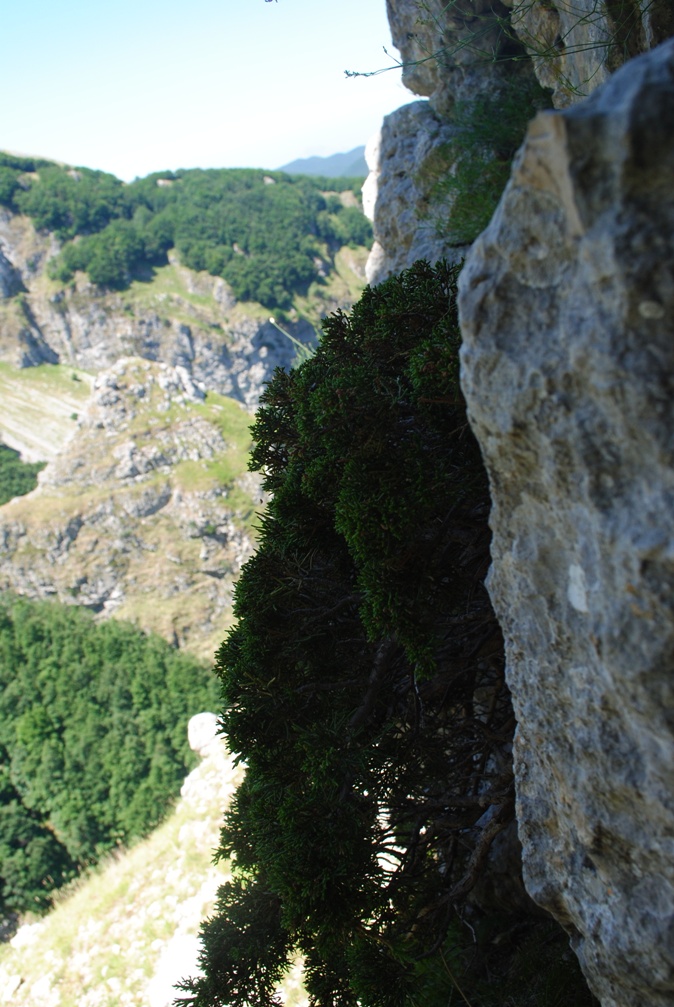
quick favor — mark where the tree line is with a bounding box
[0,152,371,309]
[0,443,45,506]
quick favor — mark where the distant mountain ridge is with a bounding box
[278,146,368,178]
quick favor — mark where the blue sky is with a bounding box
[2,0,410,181]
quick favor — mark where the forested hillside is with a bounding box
[0,594,219,916]
[0,152,370,309]
[0,147,373,938]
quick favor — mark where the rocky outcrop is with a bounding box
[366,0,673,285]
[506,0,674,108]
[458,40,674,1007]
[365,0,542,284]
[0,211,325,410]
[363,102,463,284]
[0,249,24,298]
[385,0,517,113]
[0,357,261,657]
[187,712,220,757]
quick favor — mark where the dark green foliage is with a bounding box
[443,917,600,1007]
[0,153,54,172]
[0,594,220,914]
[180,261,514,1007]
[0,168,20,207]
[0,151,371,308]
[13,165,128,240]
[53,219,146,290]
[0,443,45,506]
[433,75,553,244]
[0,752,76,912]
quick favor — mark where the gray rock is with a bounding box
[363,101,464,285]
[0,250,24,299]
[0,215,311,410]
[0,357,258,652]
[365,0,543,285]
[147,932,202,1007]
[17,326,59,367]
[458,39,674,1007]
[385,0,521,114]
[506,0,674,108]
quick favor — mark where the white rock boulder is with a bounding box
[187,712,220,757]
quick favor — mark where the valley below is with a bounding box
[0,162,370,1003]
[0,186,369,657]
[0,729,249,1007]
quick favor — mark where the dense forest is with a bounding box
[0,443,45,506]
[0,152,371,309]
[0,595,220,915]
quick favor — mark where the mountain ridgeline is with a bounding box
[278,145,368,178]
[0,152,370,310]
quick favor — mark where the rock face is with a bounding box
[363,102,463,284]
[0,357,261,657]
[187,712,220,757]
[367,0,674,285]
[0,212,369,410]
[0,213,299,410]
[506,0,674,108]
[458,39,674,1007]
[365,0,542,284]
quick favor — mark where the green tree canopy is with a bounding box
[0,154,371,308]
[0,594,220,914]
[0,443,45,506]
[181,261,513,1007]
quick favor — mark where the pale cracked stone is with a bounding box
[366,0,543,286]
[458,40,674,1007]
[363,101,464,286]
[505,0,674,109]
[187,712,220,757]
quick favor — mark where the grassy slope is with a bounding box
[0,359,262,659]
[0,743,244,1007]
[0,744,307,1007]
[0,364,94,462]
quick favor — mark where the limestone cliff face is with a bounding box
[458,40,674,1007]
[0,209,364,409]
[365,0,541,283]
[363,101,461,284]
[0,207,366,656]
[505,0,674,107]
[367,0,673,284]
[0,357,261,658]
[371,1,674,1003]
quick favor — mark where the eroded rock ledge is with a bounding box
[458,39,674,1007]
